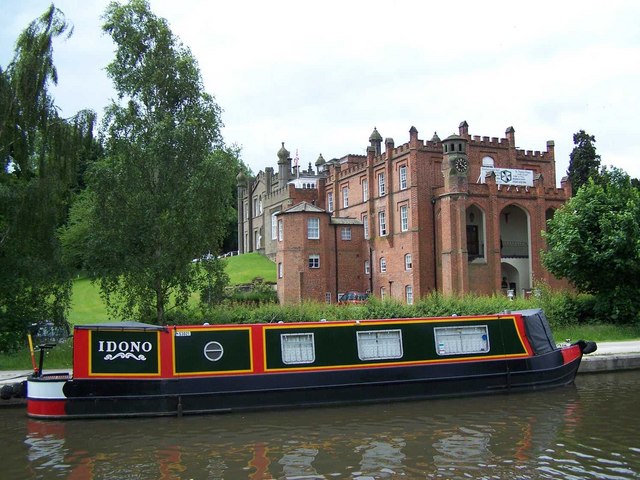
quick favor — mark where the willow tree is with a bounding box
[63,0,234,323]
[0,6,97,351]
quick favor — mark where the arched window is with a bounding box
[405,285,413,304]
[404,253,412,270]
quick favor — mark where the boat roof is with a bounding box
[74,322,167,331]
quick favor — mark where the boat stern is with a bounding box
[27,373,71,419]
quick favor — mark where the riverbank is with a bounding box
[578,340,640,373]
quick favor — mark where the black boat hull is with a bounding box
[29,348,581,419]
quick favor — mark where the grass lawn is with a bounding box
[224,252,276,284]
[555,323,640,343]
[68,277,109,324]
[67,252,276,325]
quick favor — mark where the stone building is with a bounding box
[238,121,571,305]
[236,143,327,261]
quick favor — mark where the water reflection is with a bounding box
[6,371,640,479]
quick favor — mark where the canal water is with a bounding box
[2,370,639,479]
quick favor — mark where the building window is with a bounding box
[405,285,413,305]
[253,198,258,216]
[400,204,409,232]
[399,165,407,190]
[341,226,352,240]
[363,215,369,239]
[434,325,490,356]
[378,172,386,196]
[378,211,387,236]
[364,260,370,275]
[342,186,349,208]
[467,224,480,257]
[362,178,369,201]
[325,292,331,303]
[281,333,315,364]
[259,198,263,215]
[380,286,386,299]
[307,218,320,239]
[379,257,387,273]
[327,192,334,212]
[357,330,403,361]
[244,202,248,220]
[278,219,283,241]
[254,229,261,249]
[405,253,412,270]
[271,212,279,240]
[309,254,320,269]
[482,156,495,167]
[278,262,283,278]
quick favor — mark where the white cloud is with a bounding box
[2,0,639,181]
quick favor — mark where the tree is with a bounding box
[542,168,640,322]
[62,0,235,323]
[567,130,601,195]
[0,6,97,351]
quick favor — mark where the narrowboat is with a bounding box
[27,309,596,419]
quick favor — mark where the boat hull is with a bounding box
[28,346,582,419]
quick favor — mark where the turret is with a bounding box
[315,153,326,174]
[369,127,383,156]
[277,142,291,183]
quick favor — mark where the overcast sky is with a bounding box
[3,0,640,182]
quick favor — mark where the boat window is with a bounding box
[356,329,403,361]
[434,325,490,356]
[281,333,315,364]
[203,341,224,362]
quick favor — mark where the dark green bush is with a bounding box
[157,289,637,330]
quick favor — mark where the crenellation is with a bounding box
[468,135,511,149]
[337,161,367,180]
[516,149,550,162]
[392,142,411,155]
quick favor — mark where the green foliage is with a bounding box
[543,168,640,323]
[61,0,236,324]
[227,281,278,305]
[0,6,98,351]
[533,282,597,327]
[197,258,230,308]
[567,130,601,195]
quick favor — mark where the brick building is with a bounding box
[238,121,571,305]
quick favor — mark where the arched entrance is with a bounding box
[500,262,519,297]
[499,204,532,296]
